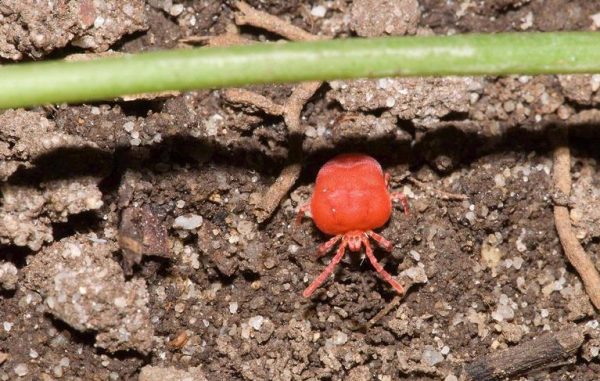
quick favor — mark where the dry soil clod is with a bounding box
[552,127,600,310]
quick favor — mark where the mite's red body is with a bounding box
[311,154,392,235]
[297,153,409,298]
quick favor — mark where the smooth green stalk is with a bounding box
[1,32,599,109]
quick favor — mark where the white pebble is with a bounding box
[229,302,238,314]
[14,363,28,377]
[123,122,134,132]
[400,266,428,284]
[310,5,327,17]
[114,297,128,308]
[3,322,13,332]
[170,4,184,16]
[305,126,317,138]
[512,256,524,270]
[421,346,444,366]
[59,357,70,367]
[94,16,105,28]
[465,211,476,223]
[409,250,421,261]
[492,305,514,322]
[173,214,203,230]
[237,220,254,237]
[249,315,264,331]
[332,330,348,345]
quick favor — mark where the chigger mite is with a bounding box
[296,153,409,298]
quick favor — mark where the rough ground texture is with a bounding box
[1,1,600,380]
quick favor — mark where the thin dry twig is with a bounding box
[187,3,325,222]
[221,2,325,222]
[234,1,321,42]
[283,81,322,133]
[223,88,285,115]
[407,176,469,201]
[367,294,403,327]
[255,163,303,223]
[552,127,600,310]
[462,325,585,381]
[179,24,251,47]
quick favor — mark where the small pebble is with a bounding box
[305,126,318,138]
[53,366,63,378]
[332,331,348,345]
[114,297,127,308]
[237,220,254,237]
[173,214,203,230]
[170,3,184,16]
[249,315,264,331]
[123,122,134,132]
[59,357,70,367]
[400,266,428,284]
[512,256,524,270]
[229,302,238,314]
[421,346,444,366]
[14,363,28,377]
[409,250,421,261]
[310,5,327,17]
[492,305,515,322]
[465,211,476,224]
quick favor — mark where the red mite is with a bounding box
[296,153,409,298]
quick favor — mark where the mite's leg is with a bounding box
[385,173,391,187]
[367,231,394,252]
[303,239,348,298]
[390,192,409,216]
[316,235,342,258]
[295,203,311,225]
[362,236,405,295]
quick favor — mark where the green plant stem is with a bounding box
[1,32,600,109]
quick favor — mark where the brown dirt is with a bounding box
[1,1,600,380]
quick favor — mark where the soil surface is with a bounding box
[2,1,600,380]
